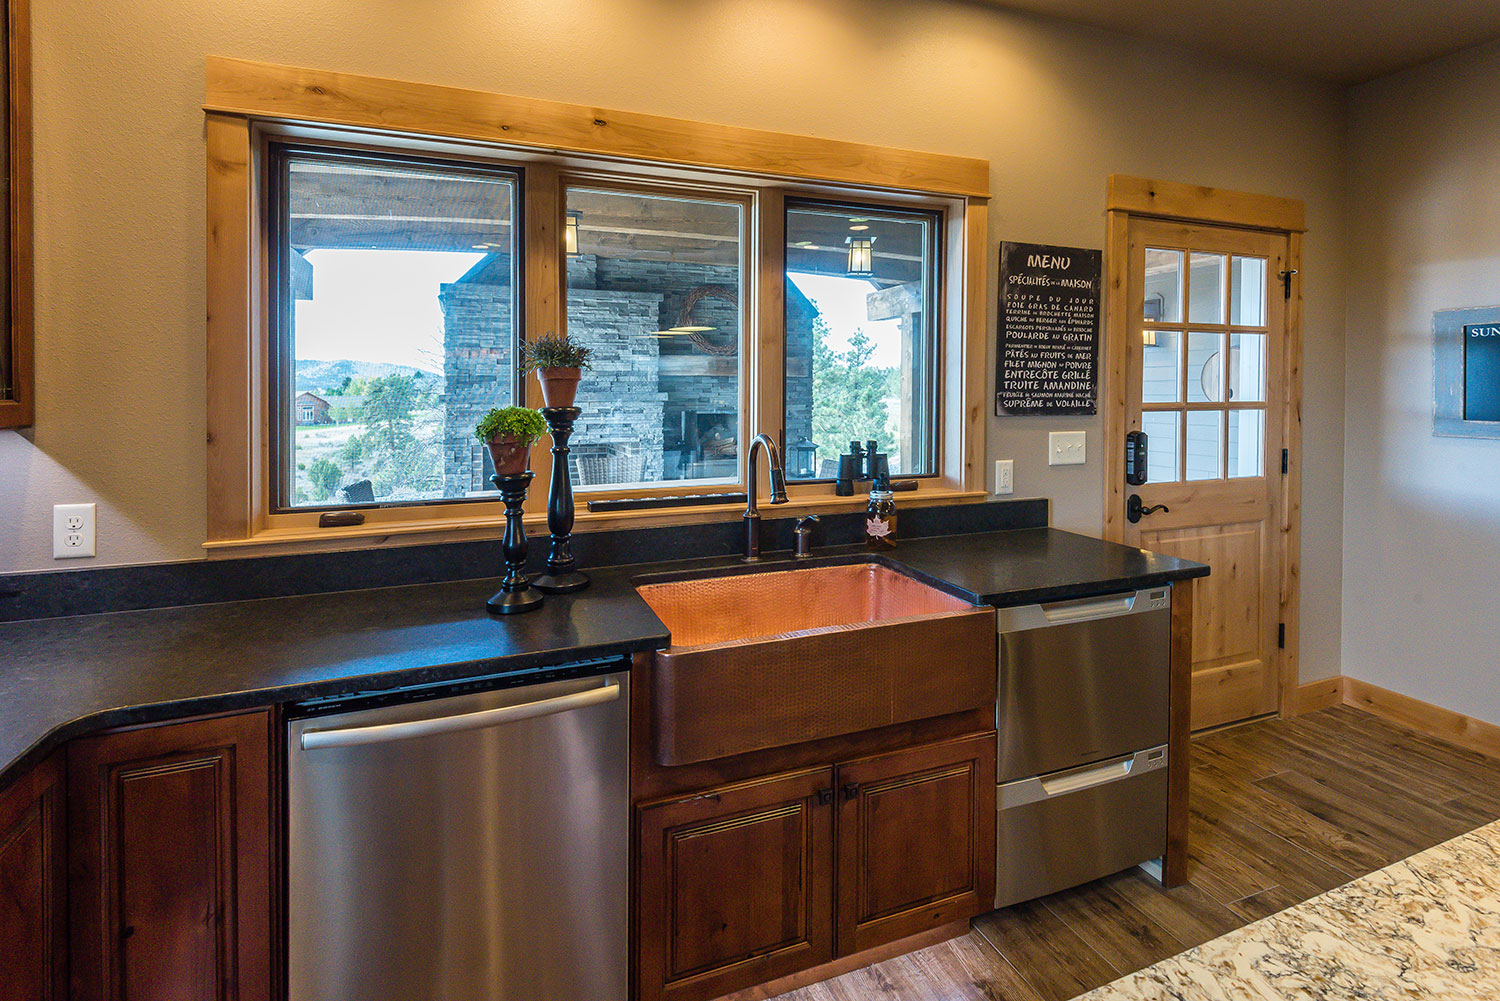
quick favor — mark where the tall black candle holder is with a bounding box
[532,406,590,594]
[486,471,543,615]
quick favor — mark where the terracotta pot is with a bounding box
[485,434,533,477]
[538,367,582,409]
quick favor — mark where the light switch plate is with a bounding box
[994,459,1014,494]
[1048,431,1086,466]
[53,503,96,559]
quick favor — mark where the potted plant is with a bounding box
[475,406,549,477]
[523,332,592,408]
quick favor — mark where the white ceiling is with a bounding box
[984,0,1500,84]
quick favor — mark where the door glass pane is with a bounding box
[1141,329,1182,404]
[784,204,938,480]
[565,187,744,490]
[1231,257,1266,326]
[1228,332,1267,403]
[1228,409,1264,478]
[1188,253,1226,324]
[1144,249,1182,323]
[1140,411,1180,483]
[1188,332,1224,403]
[1185,410,1224,481]
[278,152,518,510]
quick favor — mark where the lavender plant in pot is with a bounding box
[475,406,549,477]
[524,332,592,409]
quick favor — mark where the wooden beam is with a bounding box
[205,57,991,199]
[1107,175,1305,233]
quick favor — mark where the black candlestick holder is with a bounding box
[486,471,543,615]
[532,406,590,594]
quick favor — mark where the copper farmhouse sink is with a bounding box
[636,563,997,765]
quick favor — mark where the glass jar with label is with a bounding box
[865,486,896,550]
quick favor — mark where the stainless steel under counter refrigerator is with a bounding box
[285,662,630,1001]
[994,589,1172,908]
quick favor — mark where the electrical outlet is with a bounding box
[1048,431,1086,466]
[994,459,1014,495]
[53,503,96,559]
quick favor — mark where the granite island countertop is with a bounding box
[0,527,1206,789]
[1079,817,1500,1000]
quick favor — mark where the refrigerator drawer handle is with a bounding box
[300,679,622,750]
[1039,757,1134,796]
[1040,595,1135,624]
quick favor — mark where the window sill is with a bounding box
[202,489,991,558]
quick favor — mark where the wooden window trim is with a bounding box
[204,59,990,552]
[0,0,32,429]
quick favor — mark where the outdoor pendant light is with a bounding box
[846,234,875,277]
[565,210,582,256]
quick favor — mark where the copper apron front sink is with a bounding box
[636,562,997,765]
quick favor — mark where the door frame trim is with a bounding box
[1101,175,1305,721]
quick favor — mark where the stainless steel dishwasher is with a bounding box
[994,588,1171,907]
[286,662,629,1001]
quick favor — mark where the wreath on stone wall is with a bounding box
[675,285,738,356]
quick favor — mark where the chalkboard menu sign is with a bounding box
[1465,323,1500,423]
[995,242,1102,416]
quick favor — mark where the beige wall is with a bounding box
[0,0,1347,680]
[1343,39,1500,722]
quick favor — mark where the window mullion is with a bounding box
[523,162,564,516]
[755,188,787,463]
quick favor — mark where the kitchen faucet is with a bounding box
[744,433,790,560]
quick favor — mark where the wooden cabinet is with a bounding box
[637,768,835,1001]
[636,733,996,1001]
[835,733,994,954]
[68,712,273,1001]
[0,753,66,1001]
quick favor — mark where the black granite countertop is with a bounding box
[0,526,1204,789]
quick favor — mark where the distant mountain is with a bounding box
[294,359,441,393]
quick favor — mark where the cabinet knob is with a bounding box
[842,782,860,800]
[816,787,834,806]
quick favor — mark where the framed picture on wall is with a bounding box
[0,0,31,428]
[1433,306,1500,439]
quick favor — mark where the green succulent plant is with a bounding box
[523,332,592,372]
[474,405,548,443]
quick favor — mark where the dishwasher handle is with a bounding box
[299,678,622,750]
[1041,594,1135,624]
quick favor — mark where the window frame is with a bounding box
[781,196,945,484]
[204,59,990,552]
[264,139,528,514]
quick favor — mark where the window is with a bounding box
[269,146,519,509]
[1140,248,1269,482]
[203,60,989,547]
[784,203,939,480]
[563,184,746,491]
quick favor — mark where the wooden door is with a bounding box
[636,767,835,1001]
[1122,218,1287,730]
[834,733,995,955]
[0,754,67,1001]
[68,712,272,1001]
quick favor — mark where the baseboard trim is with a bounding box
[1290,675,1500,760]
[712,920,969,1000]
[1291,676,1345,715]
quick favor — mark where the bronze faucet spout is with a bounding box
[744,433,789,560]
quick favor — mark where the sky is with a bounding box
[292,249,904,372]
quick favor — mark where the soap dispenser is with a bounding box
[865,469,896,550]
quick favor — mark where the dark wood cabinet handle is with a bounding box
[816,787,834,806]
[842,782,860,800]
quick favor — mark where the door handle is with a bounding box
[1126,494,1170,524]
[300,678,621,750]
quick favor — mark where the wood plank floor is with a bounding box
[770,705,1500,1001]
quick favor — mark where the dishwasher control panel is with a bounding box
[1140,588,1169,611]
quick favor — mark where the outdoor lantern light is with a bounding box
[791,437,819,478]
[565,210,582,256]
[846,234,875,278]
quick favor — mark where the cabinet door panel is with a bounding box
[69,712,272,1001]
[836,732,995,955]
[637,768,834,1001]
[0,754,66,1001]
